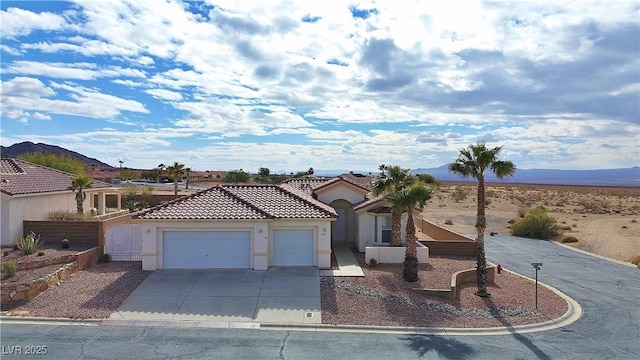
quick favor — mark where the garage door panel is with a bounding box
[273,229,314,266]
[163,231,251,269]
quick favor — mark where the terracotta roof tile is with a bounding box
[136,184,338,220]
[1,159,111,196]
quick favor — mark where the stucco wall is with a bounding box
[316,186,366,205]
[355,212,408,252]
[1,192,77,245]
[140,219,332,271]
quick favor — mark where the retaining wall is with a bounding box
[1,246,103,303]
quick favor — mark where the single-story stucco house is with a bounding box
[0,159,120,245]
[136,175,413,271]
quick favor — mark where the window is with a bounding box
[381,216,391,243]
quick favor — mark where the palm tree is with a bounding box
[166,162,186,199]
[449,142,516,297]
[388,182,433,281]
[372,165,414,247]
[184,167,191,189]
[156,163,166,183]
[71,175,93,214]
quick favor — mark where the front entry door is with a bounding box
[332,208,347,242]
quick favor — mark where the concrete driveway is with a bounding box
[109,267,320,325]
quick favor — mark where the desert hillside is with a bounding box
[422,183,640,265]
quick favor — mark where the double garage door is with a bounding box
[163,231,251,269]
[162,229,314,269]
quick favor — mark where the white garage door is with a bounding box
[273,229,314,266]
[163,231,251,269]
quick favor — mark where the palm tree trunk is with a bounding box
[174,179,178,199]
[475,176,490,297]
[75,190,84,213]
[391,208,402,247]
[403,212,419,282]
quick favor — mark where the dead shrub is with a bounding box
[444,219,453,225]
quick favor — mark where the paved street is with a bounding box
[485,235,640,359]
[1,235,638,359]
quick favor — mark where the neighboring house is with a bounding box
[0,159,120,245]
[88,169,121,184]
[136,175,411,271]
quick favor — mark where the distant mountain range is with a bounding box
[411,165,640,187]
[320,165,640,187]
[2,142,638,187]
[0,141,115,169]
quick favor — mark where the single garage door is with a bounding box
[163,231,251,269]
[273,229,314,266]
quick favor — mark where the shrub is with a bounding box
[3,250,9,257]
[517,207,527,218]
[15,231,44,255]
[631,255,640,266]
[560,236,578,243]
[61,239,70,249]
[45,210,89,221]
[451,187,470,202]
[3,261,17,277]
[510,206,561,239]
[444,219,453,225]
[368,258,378,267]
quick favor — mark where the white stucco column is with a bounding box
[253,222,269,270]
[317,220,332,269]
[141,226,158,270]
[98,191,106,215]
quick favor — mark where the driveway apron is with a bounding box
[110,267,321,325]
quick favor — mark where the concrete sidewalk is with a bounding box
[108,267,321,325]
[320,244,365,277]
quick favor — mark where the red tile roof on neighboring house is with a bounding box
[0,159,111,196]
[284,177,333,195]
[135,184,338,220]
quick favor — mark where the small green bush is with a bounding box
[368,258,378,267]
[3,261,17,277]
[15,231,44,255]
[510,205,561,240]
[560,236,578,243]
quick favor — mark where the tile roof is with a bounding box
[136,184,338,220]
[352,196,386,212]
[1,159,111,196]
[284,175,371,196]
[284,177,333,196]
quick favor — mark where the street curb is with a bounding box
[1,271,582,336]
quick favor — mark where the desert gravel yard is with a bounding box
[2,253,568,328]
[321,252,568,328]
[1,262,151,319]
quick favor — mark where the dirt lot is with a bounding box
[422,183,640,264]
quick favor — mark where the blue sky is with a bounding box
[1,1,638,173]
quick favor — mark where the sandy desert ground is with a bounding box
[422,183,640,265]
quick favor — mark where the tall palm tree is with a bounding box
[71,175,93,214]
[372,165,414,247]
[388,182,433,281]
[449,142,516,297]
[156,163,166,183]
[166,162,186,199]
[184,167,191,189]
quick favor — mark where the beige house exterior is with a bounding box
[0,159,120,245]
